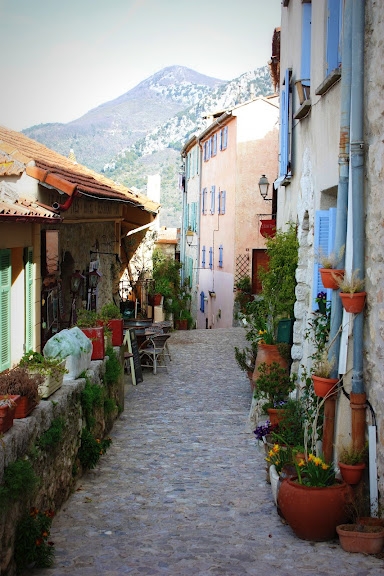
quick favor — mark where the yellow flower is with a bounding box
[298,459,306,467]
[269,449,274,457]
[314,457,322,466]
[273,444,279,453]
[321,463,329,470]
[308,453,315,462]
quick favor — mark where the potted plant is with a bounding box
[98,302,124,346]
[253,361,296,425]
[336,522,384,554]
[335,270,366,314]
[0,395,19,432]
[76,309,105,360]
[0,367,43,418]
[150,249,182,307]
[338,444,367,485]
[19,351,68,399]
[317,246,345,290]
[278,453,352,541]
[311,351,339,398]
[234,275,253,313]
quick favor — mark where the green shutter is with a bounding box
[0,249,11,371]
[25,247,34,352]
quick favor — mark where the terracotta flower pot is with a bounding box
[339,291,367,314]
[278,478,351,541]
[0,395,20,432]
[338,462,365,485]
[97,318,124,346]
[267,407,286,426]
[320,268,344,290]
[311,375,338,398]
[337,524,384,554]
[14,396,37,419]
[252,343,288,386]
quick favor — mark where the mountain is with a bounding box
[23,65,274,227]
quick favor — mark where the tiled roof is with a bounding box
[0,126,160,214]
[0,196,62,223]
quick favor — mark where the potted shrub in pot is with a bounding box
[0,395,19,432]
[0,367,43,418]
[98,302,124,346]
[335,270,366,314]
[19,351,68,399]
[76,309,105,360]
[311,352,339,398]
[338,444,367,485]
[317,246,345,290]
[253,361,296,425]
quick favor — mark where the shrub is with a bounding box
[37,418,65,450]
[15,508,55,570]
[77,429,112,470]
[0,459,39,510]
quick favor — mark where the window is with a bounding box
[202,246,206,268]
[210,186,216,214]
[279,68,292,178]
[212,133,217,157]
[0,249,11,371]
[209,247,213,270]
[218,245,223,268]
[220,126,228,150]
[313,208,337,310]
[189,202,197,232]
[25,247,34,352]
[186,257,193,288]
[204,140,211,162]
[326,0,342,75]
[202,188,207,214]
[218,190,226,214]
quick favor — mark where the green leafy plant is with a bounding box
[76,309,99,328]
[14,507,55,570]
[37,417,65,450]
[294,453,336,487]
[99,302,122,320]
[265,443,294,474]
[271,397,305,447]
[234,344,257,373]
[19,351,68,377]
[253,361,296,409]
[105,345,123,386]
[80,377,104,429]
[77,428,112,470]
[104,397,117,415]
[339,444,367,465]
[0,459,39,510]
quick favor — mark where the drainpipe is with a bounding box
[52,190,78,212]
[349,0,366,452]
[323,0,352,464]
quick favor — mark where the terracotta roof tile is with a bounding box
[0,196,62,223]
[0,126,160,214]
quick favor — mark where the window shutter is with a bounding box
[221,191,226,214]
[25,247,34,352]
[202,188,207,214]
[313,208,337,309]
[0,249,11,371]
[210,185,215,214]
[202,246,206,268]
[188,257,193,288]
[219,245,223,268]
[185,203,190,231]
[222,126,228,150]
[326,0,342,75]
[212,133,217,156]
[209,247,213,270]
[200,291,205,313]
[279,69,290,177]
[301,2,312,85]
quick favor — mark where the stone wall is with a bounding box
[0,349,125,576]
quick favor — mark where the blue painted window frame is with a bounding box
[210,185,215,214]
[202,245,206,268]
[301,2,312,88]
[209,247,213,270]
[313,208,337,310]
[326,0,342,75]
[218,245,223,268]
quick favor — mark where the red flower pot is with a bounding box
[175,319,188,330]
[338,462,366,485]
[311,375,339,398]
[337,524,384,554]
[339,292,367,314]
[320,268,344,290]
[81,326,105,360]
[278,478,351,541]
[97,319,123,346]
[14,396,37,419]
[267,408,286,426]
[0,395,19,432]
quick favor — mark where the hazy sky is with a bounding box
[0,0,281,131]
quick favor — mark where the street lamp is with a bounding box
[88,269,102,311]
[69,270,85,326]
[186,229,194,246]
[258,174,272,201]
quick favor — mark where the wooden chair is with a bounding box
[139,333,171,374]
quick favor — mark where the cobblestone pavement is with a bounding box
[35,328,384,576]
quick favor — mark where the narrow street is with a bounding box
[35,328,383,576]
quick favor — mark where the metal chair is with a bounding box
[139,333,171,374]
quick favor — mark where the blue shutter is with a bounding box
[202,246,206,268]
[200,291,205,313]
[186,153,190,179]
[221,190,226,214]
[212,133,217,156]
[301,2,312,85]
[209,247,213,270]
[313,208,337,309]
[184,203,189,231]
[188,257,193,288]
[0,249,11,371]
[210,185,215,214]
[222,126,228,150]
[279,69,290,177]
[219,245,223,268]
[327,0,342,75]
[25,247,34,352]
